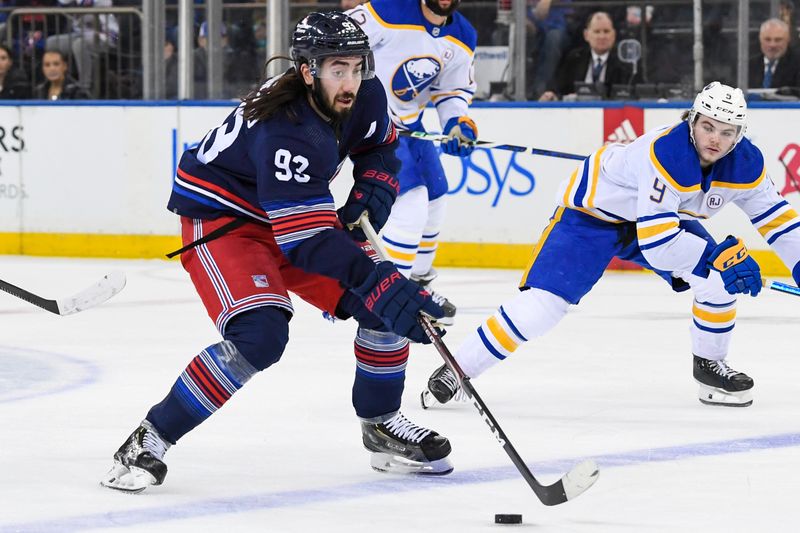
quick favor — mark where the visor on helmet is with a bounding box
[307,51,376,81]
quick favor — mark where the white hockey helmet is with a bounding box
[687,81,747,149]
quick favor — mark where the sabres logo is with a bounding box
[391,56,441,102]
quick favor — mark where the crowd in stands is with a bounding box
[0,0,797,101]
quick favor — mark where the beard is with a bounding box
[313,82,356,124]
[425,0,460,17]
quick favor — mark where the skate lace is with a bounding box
[384,412,431,443]
[710,360,738,378]
[142,429,169,460]
[429,290,448,307]
[438,367,467,402]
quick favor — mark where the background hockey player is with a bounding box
[101,12,452,494]
[346,0,478,325]
[422,82,800,410]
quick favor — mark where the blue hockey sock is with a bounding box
[352,328,409,419]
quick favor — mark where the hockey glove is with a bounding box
[353,261,445,343]
[707,236,762,297]
[441,116,478,157]
[339,169,399,241]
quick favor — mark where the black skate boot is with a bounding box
[361,411,453,475]
[420,364,464,409]
[693,355,754,407]
[100,420,171,493]
[410,269,456,326]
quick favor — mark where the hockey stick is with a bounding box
[763,277,800,298]
[398,130,587,161]
[0,271,126,315]
[356,213,599,506]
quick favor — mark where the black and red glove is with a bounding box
[338,168,399,241]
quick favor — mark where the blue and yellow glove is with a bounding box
[707,236,762,296]
[441,116,478,157]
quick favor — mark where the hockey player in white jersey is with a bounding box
[346,0,478,324]
[422,82,800,409]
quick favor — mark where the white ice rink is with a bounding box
[1,256,798,532]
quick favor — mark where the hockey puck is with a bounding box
[494,514,522,524]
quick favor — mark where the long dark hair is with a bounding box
[242,56,308,123]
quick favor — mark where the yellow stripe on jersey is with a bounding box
[757,209,800,238]
[637,221,679,240]
[520,207,565,286]
[710,165,767,190]
[561,169,579,206]
[384,247,417,262]
[678,209,708,219]
[366,3,425,32]
[366,3,475,54]
[586,146,607,208]
[649,127,701,193]
[485,316,518,353]
[444,35,474,56]
[692,304,737,323]
[430,90,465,102]
[419,240,437,249]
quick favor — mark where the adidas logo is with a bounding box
[607,119,639,143]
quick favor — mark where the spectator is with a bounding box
[0,44,30,99]
[164,34,177,99]
[779,1,797,43]
[33,49,90,99]
[526,0,573,99]
[193,20,231,98]
[45,0,119,92]
[540,11,637,101]
[749,18,800,90]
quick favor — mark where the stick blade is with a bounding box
[562,459,600,501]
[56,271,127,315]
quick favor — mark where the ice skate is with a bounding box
[694,355,754,407]
[411,269,456,326]
[100,420,171,493]
[361,411,453,475]
[421,364,466,409]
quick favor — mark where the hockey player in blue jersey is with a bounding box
[346,0,479,325]
[100,12,452,494]
[422,82,800,410]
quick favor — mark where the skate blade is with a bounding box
[100,462,156,494]
[420,390,439,410]
[420,388,467,410]
[697,383,753,407]
[369,452,453,476]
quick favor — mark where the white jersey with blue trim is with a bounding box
[556,120,800,275]
[346,0,477,131]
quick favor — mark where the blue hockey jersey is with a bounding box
[167,75,399,287]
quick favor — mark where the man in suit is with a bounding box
[749,18,800,90]
[539,11,637,101]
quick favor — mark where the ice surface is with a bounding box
[0,256,798,532]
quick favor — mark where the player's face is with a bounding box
[317,57,364,119]
[42,52,67,82]
[693,115,738,166]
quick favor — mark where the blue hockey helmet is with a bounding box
[290,12,375,80]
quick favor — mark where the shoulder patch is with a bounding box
[709,137,766,189]
[650,122,702,192]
